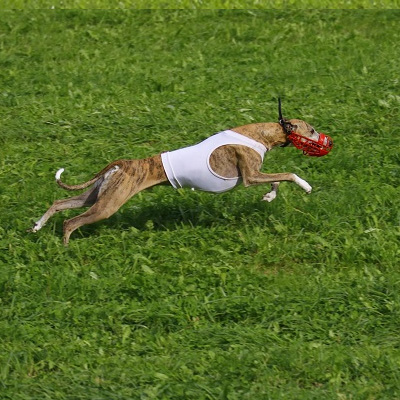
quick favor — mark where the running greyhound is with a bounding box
[29,99,333,245]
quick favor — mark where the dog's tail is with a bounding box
[55,162,122,191]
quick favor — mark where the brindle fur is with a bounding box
[29,119,319,245]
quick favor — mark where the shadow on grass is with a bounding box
[48,190,273,239]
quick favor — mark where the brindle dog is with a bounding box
[29,104,326,245]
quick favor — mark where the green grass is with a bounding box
[1,9,400,400]
[1,0,400,9]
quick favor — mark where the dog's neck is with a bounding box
[231,123,287,150]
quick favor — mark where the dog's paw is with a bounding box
[294,175,312,194]
[27,221,41,233]
[262,192,277,202]
[304,184,312,194]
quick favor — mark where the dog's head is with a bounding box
[278,98,333,157]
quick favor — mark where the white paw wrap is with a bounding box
[294,175,312,193]
[55,168,65,180]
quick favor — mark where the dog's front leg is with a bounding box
[243,171,312,193]
[236,148,312,196]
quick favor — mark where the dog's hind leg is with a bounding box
[62,170,137,246]
[29,186,99,233]
[62,157,168,246]
[62,198,124,246]
[62,156,169,245]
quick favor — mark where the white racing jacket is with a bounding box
[161,130,267,193]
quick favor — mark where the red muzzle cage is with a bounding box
[287,132,333,157]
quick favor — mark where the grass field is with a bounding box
[1,10,400,400]
[2,0,400,9]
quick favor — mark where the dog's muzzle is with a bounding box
[288,132,333,157]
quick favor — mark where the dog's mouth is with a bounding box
[288,131,333,157]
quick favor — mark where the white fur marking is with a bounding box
[262,191,277,202]
[294,174,312,193]
[32,218,44,232]
[104,165,120,180]
[55,168,65,180]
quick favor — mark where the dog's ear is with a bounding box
[280,122,297,147]
[282,121,296,134]
[278,98,296,135]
